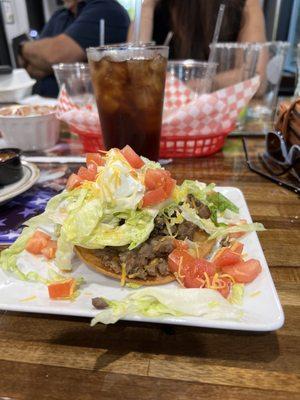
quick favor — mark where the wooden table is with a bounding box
[0,137,299,400]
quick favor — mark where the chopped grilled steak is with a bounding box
[151,236,175,256]
[94,234,175,280]
[92,297,108,310]
[176,221,198,240]
[187,194,211,219]
[151,215,177,237]
[157,258,169,276]
[93,194,211,280]
[220,237,230,247]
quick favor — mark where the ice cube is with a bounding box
[100,94,120,114]
[149,55,167,74]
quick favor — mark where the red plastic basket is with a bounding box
[70,126,104,152]
[159,131,230,158]
[70,125,230,158]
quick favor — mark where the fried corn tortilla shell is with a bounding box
[75,229,216,286]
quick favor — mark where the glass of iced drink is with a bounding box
[87,44,169,160]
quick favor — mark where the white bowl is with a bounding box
[0,106,60,151]
[0,69,36,102]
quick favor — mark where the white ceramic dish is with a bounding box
[0,106,60,151]
[0,161,39,205]
[0,187,284,331]
[0,69,36,102]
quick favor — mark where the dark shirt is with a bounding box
[35,0,130,97]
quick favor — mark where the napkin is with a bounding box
[56,75,260,140]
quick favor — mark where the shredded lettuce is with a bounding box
[0,226,38,279]
[208,222,265,240]
[207,192,239,214]
[174,180,214,204]
[229,284,245,305]
[90,287,243,326]
[180,203,217,235]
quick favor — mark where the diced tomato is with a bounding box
[25,231,51,255]
[121,145,144,169]
[66,173,82,191]
[218,277,232,298]
[173,239,189,250]
[221,259,262,283]
[87,161,98,175]
[230,241,244,254]
[41,240,57,260]
[144,169,175,193]
[143,169,176,207]
[196,258,218,277]
[144,169,167,190]
[77,166,97,181]
[142,187,167,207]
[164,178,176,197]
[48,278,76,300]
[168,249,217,288]
[213,248,243,268]
[183,265,205,288]
[86,153,105,167]
[168,249,193,274]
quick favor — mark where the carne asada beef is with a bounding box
[94,235,175,280]
[94,194,212,280]
[187,194,211,219]
[176,221,198,240]
[92,297,109,310]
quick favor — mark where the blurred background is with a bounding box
[0,0,299,96]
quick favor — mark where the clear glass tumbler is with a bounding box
[167,60,217,97]
[52,63,94,106]
[87,44,169,161]
[247,41,290,121]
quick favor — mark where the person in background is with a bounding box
[127,0,266,59]
[19,0,130,97]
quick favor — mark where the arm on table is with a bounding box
[21,34,85,78]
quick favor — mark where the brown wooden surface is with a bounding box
[0,137,299,400]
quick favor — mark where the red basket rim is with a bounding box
[69,125,100,137]
[160,129,233,141]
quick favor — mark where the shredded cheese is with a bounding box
[250,290,261,298]
[120,263,126,286]
[19,295,37,303]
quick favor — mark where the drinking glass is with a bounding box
[247,42,290,124]
[209,43,260,128]
[87,44,169,161]
[167,60,217,96]
[52,63,94,106]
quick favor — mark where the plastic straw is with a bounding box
[133,0,142,44]
[164,31,174,46]
[207,3,225,63]
[99,19,105,46]
[202,3,225,93]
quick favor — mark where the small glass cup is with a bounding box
[209,42,261,129]
[87,44,169,161]
[247,41,290,125]
[167,60,217,96]
[210,42,290,132]
[52,63,94,106]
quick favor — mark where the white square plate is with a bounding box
[0,187,284,331]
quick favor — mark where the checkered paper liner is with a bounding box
[56,75,260,139]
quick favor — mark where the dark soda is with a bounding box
[89,53,167,160]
